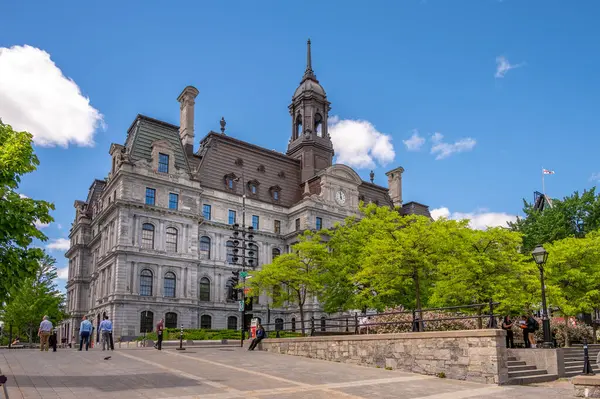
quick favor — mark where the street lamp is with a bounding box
[229,171,257,347]
[531,244,553,348]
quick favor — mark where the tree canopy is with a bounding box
[0,121,54,304]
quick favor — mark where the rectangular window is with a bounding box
[203,204,211,220]
[316,217,322,230]
[145,188,156,206]
[228,210,237,225]
[158,153,169,173]
[169,193,178,210]
[274,220,281,234]
[252,215,259,230]
[295,218,300,231]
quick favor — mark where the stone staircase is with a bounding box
[561,345,600,378]
[506,355,558,385]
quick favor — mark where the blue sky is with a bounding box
[1,0,599,288]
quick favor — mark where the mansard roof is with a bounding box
[124,114,189,172]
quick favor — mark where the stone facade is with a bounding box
[260,330,509,384]
[59,40,432,345]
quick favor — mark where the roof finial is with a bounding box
[303,39,316,80]
[220,117,226,134]
[370,170,375,183]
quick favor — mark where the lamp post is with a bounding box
[230,171,256,347]
[531,244,553,348]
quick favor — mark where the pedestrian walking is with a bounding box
[248,324,265,351]
[38,316,53,351]
[99,315,113,351]
[79,316,93,351]
[154,318,164,350]
[501,315,514,348]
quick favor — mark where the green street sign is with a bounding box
[240,271,248,278]
[238,300,244,311]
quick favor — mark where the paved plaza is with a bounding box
[0,347,576,398]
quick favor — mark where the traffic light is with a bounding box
[245,297,253,311]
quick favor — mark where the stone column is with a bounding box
[157,265,163,297]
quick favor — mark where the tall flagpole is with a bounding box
[542,167,545,195]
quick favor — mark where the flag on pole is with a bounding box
[542,169,555,175]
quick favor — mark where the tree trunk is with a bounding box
[299,302,305,336]
[413,266,423,331]
[564,315,570,347]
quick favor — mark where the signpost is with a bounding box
[238,300,245,312]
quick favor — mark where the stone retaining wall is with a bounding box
[261,329,508,384]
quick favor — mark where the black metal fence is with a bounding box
[260,301,500,338]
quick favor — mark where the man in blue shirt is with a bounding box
[79,316,93,351]
[38,316,53,352]
[99,315,113,351]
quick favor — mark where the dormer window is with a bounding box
[158,153,169,173]
[224,173,237,190]
[269,185,281,201]
[247,180,260,196]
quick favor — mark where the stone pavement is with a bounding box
[0,347,576,398]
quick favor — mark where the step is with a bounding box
[507,356,518,362]
[508,369,548,378]
[564,370,599,378]
[507,361,527,367]
[506,373,559,385]
[564,364,600,372]
[507,365,538,372]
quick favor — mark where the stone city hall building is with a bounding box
[61,40,431,343]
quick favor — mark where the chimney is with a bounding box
[385,167,404,208]
[177,86,200,155]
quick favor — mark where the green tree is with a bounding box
[544,231,600,345]
[247,231,328,334]
[429,226,537,318]
[509,188,600,252]
[0,121,54,303]
[0,253,67,343]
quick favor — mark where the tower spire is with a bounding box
[303,39,316,80]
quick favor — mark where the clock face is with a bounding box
[335,190,346,205]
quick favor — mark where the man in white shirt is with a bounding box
[38,316,53,352]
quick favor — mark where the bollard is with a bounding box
[583,338,594,375]
[176,324,186,351]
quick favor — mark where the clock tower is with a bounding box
[287,39,335,182]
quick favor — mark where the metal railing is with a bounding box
[260,300,500,338]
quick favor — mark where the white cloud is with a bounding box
[56,267,69,280]
[431,207,517,230]
[46,238,70,251]
[57,223,63,229]
[19,193,28,199]
[34,220,49,229]
[403,130,425,151]
[430,132,476,160]
[328,115,395,169]
[0,45,104,147]
[590,172,600,182]
[495,56,524,78]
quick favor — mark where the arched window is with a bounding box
[226,240,235,264]
[200,315,212,329]
[140,269,153,296]
[227,316,238,330]
[140,311,153,333]
[291,317,296,332]
[141,223,155,249]
[165,312,177,328]
[226,279,237,301]
[295,115,302,139]
[314,113,323,137]
[275,318,284,331]
[199,277,210,302]
[166,227,178,252]
[199,236,211,259]
[248,243,258,267]
[320,316,327,332]
[272,248,281,261]
[163,272,176,297]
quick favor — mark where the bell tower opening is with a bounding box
[287,39,334,182]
